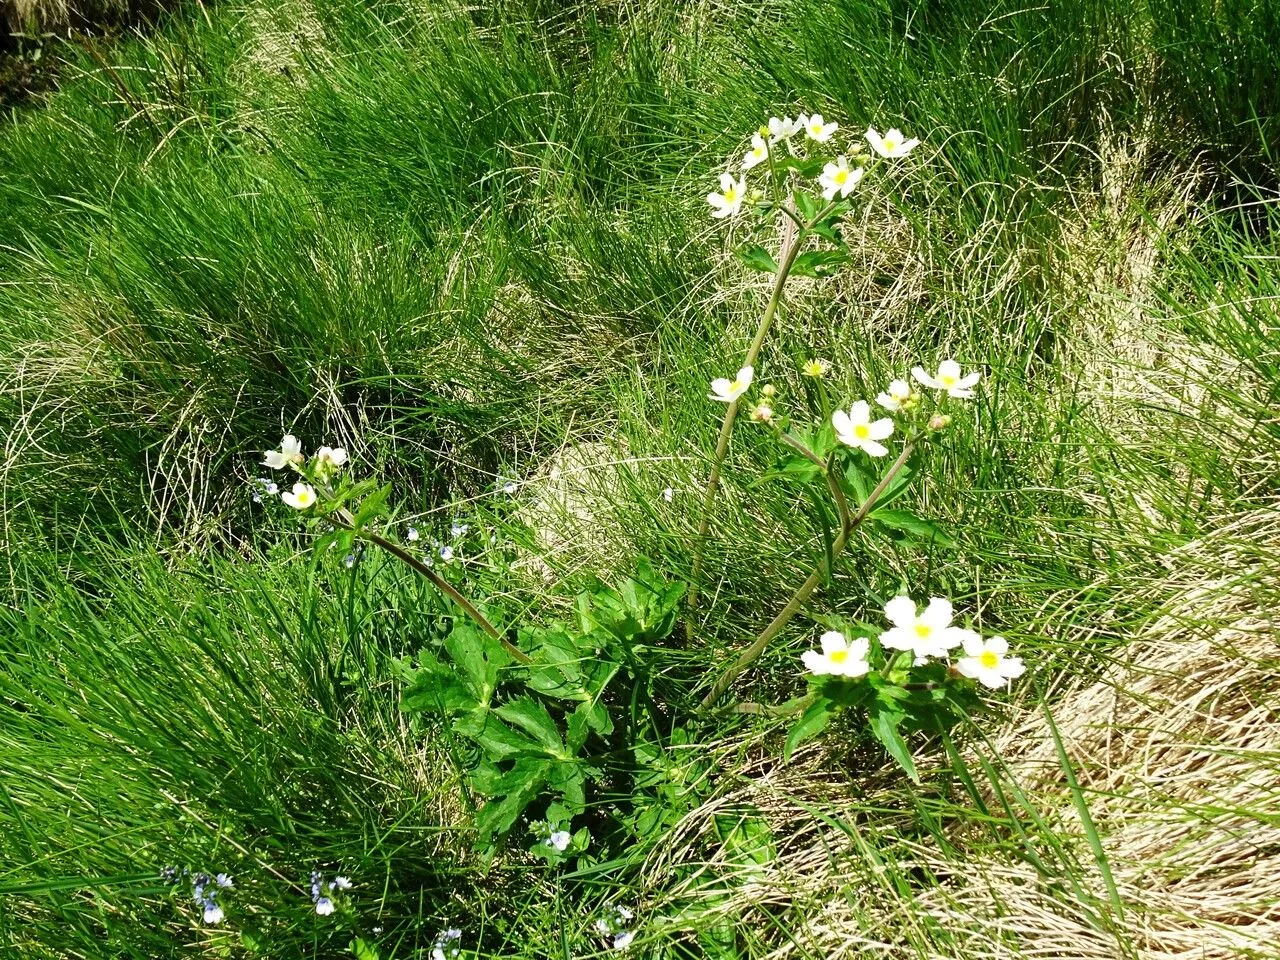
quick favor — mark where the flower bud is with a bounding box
[928,414,952,431]
[761,383,777,398]
[750,403,774,423]
[749,188,766,202]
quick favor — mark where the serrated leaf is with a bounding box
[474,758,551,838]
[734,244,778,273]
[793,190,818,222]
[495,698,566,756]
[455,709,541,760]
[400,649,476,715]
[784,696,834,761]
[445,624,511,706]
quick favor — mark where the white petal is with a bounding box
[937,359,961,380]
[1002,656,1026,679]
[847,636,870,660]
[831,409,852,434]
[879,626,914,651]
[883,595,918,628]
[988,635,1008,655]
[281,435,301,454]
[707,193,727,208]
[718,173,736,191]
[920,597,954,629]
[868,418,895,440]
[957,371,981,388]
[834,656,869,678]
[901,138,921,152]
[801,650,830,674]
[956,656,980,679]
[737,366,754,387]
[876,392,900,411]
[861,438,888,457]
[848,399,871,423]
[911,365,939,389]
[976,668,1006,689]
[820,630,847,656]
[939,626,975,652]
[961,633,985,657]
[865,127,887,157]
[709,377,732,397]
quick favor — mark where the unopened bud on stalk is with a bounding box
[750,403,774,423]
[761,384,777,399]
[749,188,766,203]
[928,414,952,432]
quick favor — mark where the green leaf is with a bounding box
[784,696,834,761]
[474,759,551,839]
[755,454,824,487]
[790,249,850,278]
[495,698,566,757]
[868,702,920,783]
[793,190,818,222]
[350,938,380,960]
[734,244,778,274]
[870,508,956,547]
[400,648,476,715]
[445,624,511,706]
[351,482,393,529]
[455,709,541,760]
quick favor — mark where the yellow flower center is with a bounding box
[724,187,738,203]
[833,169,848,185]
[940,373,957,386]
[914,623,932,638]
[830,649,849,664]
[753,146,766,159]
[884,137,898,152]
[979,650,999,669]
[854,423,870,439]
[730,377,744,392]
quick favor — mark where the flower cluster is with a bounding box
[260,435,349,510]
[593,904,637,951]
[161,866,232,925]
[803,596,1026,688]
[431,927,462,960]
[706,113,920,219]
[309,870,352,916]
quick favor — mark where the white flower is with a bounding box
[832,401,894,457]
[768,115,802,142]
[547,830,572,851]
[439,545,454,562]
[594,919,612,936]
[662,487,674,503]
[501,478,518,495]
[707,173,747,218]
[281,482,317,510]
[957,635,1026,689]
[876,378,915,412]
[880,596,971,659]
[911,359,981,399]
[332,876,352,890]
[432,929,462,960]
[801,113,838,142]
[742,132,770,171]
[801,631,870,678]
[315,446,348,469]
[215,874,233,889]
[406,525,420,541]
[818,156,864,200]
[616,906,634,922]
[451,520,469,538]
[865,126,920,158]
[262,435,303,470]
[613,931,636,950]
[315,897,334,916]
[203,902,224,924]
[708,365,754,403]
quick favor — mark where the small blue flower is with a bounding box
[439,545,454,562]
[406,525,420,542]
[343,554,357,569]
[450,520,469,539]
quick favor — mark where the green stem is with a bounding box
[329,509,531,665]
[700,437,919,708]
[686,203,805,632]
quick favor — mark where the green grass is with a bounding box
[0,0,1278,957]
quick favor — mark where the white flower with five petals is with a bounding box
[262,435,303,470]
[801,113,838,142]
[880,596,971,659]
[911,359,981,398]
[315,446,347,469]
[957,635,1026,688]
[707,173,747,218]
[832,401,894,456]
[801,631,870,678]
[865,126,920,158]
[767,116,803,142]
[281,482,317,510]
[818,156,864,200]
[742,133,770,171]
[876,378,915,412]
[708,365,754,403]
